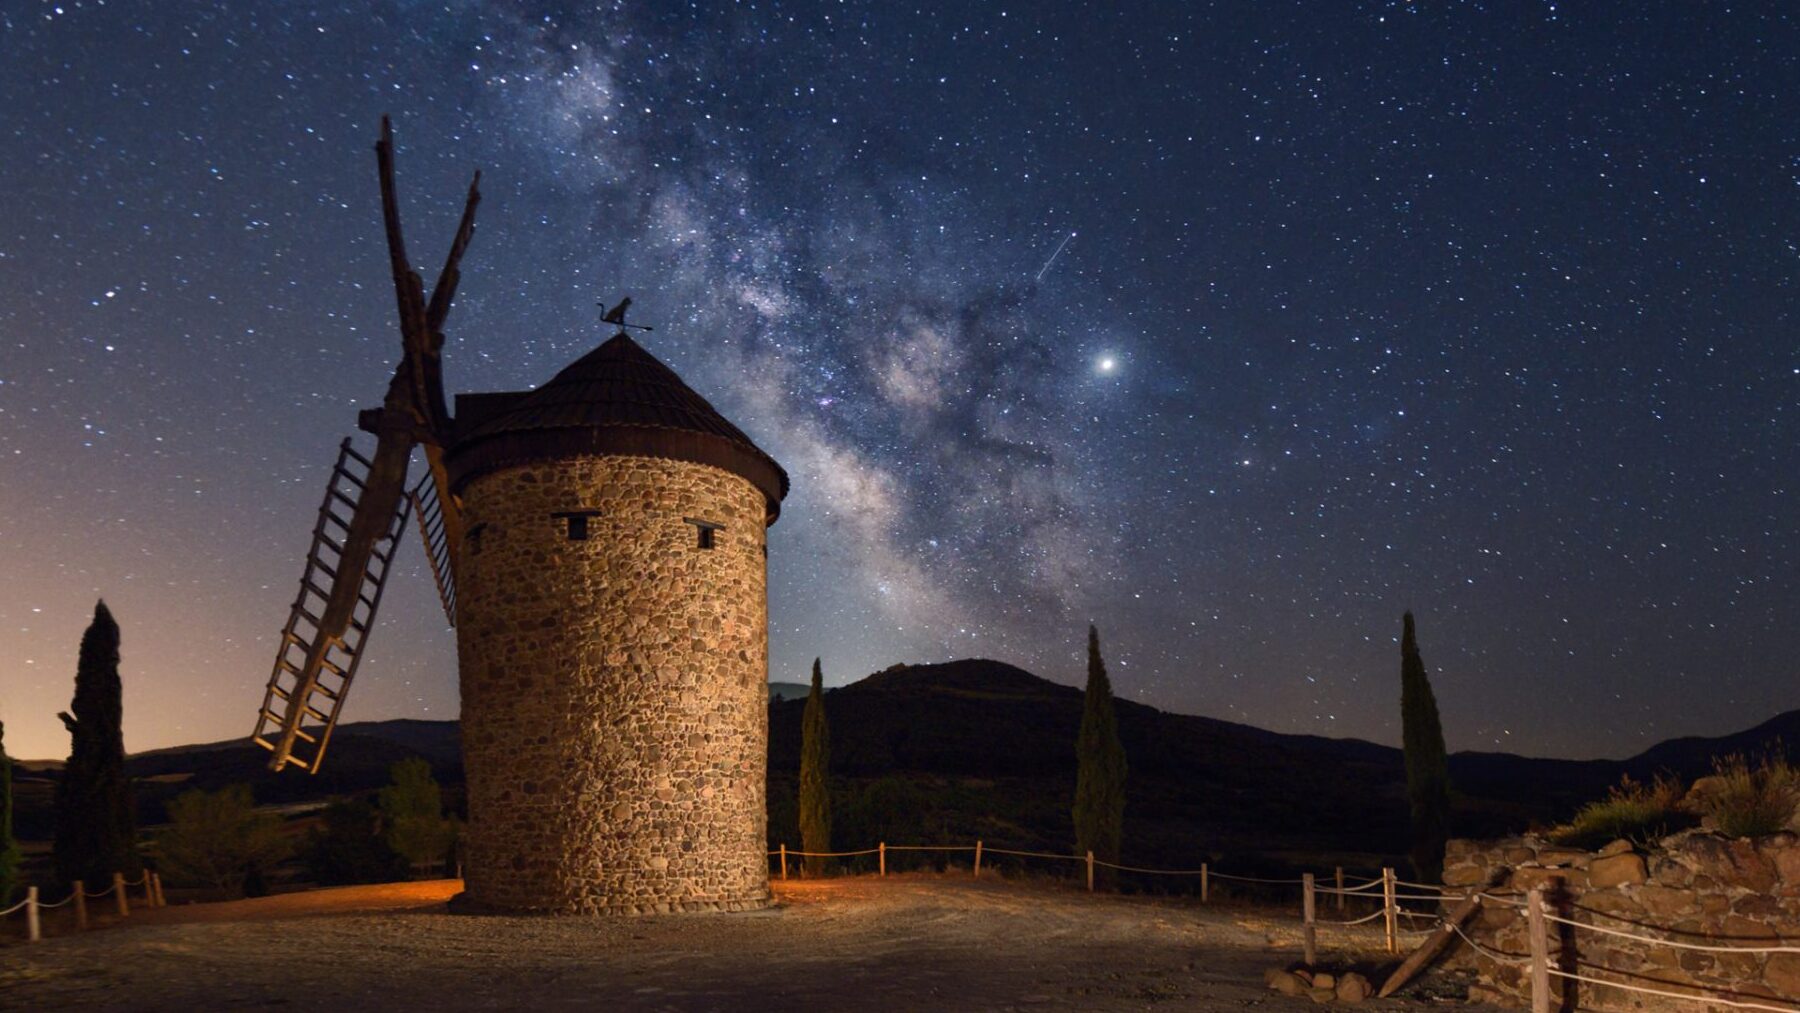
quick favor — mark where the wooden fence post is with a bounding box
[142,874,155,908]
[25,886,40,943]
[113,872,128,917]
[1335,866,1345,913]
[73,880,87,930]
[153,873,166,908]
[1382,867,1397,954]
[1527,887,1552,1013]
[1303,873,1317,966]
[879,842,886,877]
[779,844,788,881]
[973,840,983,878]
[1086,850,1095,892]
[1201,863,1209,904]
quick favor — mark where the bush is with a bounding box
[1552,774,1691,850]
[157,784,291,899]
[305,797,407,886]
[379,759,456,875]
[1702,753,1798,839]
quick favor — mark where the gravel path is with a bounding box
[0,874,1497,1011]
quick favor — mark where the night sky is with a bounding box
[2,2,1796,761]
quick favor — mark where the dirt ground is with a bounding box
[1,873,1501,1011]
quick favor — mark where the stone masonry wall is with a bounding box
[1443,832,1800,1009]
[455,453,771,914]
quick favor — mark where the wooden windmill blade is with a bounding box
[252,116,479,774]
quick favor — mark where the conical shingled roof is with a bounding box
[445,333,789,521]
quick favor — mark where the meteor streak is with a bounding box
[1035,231,1075,281]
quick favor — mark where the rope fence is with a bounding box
[0,870,167,943]
[768,839,1428,959]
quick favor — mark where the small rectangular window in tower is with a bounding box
[684,517,723,550]
[550,510,601,541]
[466,523,489,556]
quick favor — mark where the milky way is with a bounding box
[1,2,1795,760]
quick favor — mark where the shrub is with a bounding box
[305,797,408,886]
[157,784,291,899]
[379,759,456,875]
[1552,774,1691,850]
[1702,753,1798,839]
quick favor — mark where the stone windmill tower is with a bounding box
[444,331,787,913]
[250,119,788,914]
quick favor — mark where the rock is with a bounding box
[1650,856,1695,888]
[1597,838,1635,857]
[1504,846,1537,865]
[1733,892,1783,920]
[1766,954,1800,997]
[1265,969,1306,996]
[1721,915,1777,940]
[1636,884,1692,919]
[1775,845,1800,885]
[1537,846,1590,868]
[1335,973,1372,1003]
[1467,983,1509,1006]
[1307,986,1337,1004]
[1681,835,1777,893]
[1682,775,1727,813]
[1311,973,1335,989]
[1588,852,1648,888]
[1445,838,1481,861]
[1513,866,1583,892]
[1581,890,1645,919]
[1442,863,1486,887]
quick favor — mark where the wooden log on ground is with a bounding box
[1376,890,1484,998]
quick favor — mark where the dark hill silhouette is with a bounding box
[1622,709,1800,777]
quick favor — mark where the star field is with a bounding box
[0,1,1796,761]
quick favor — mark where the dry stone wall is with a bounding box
[1443,832,1800,1009]
[455,453,771,914]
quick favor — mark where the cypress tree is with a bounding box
[1073,625,1127,889]
[798,658,832,876]
[1400,611,1452,885]
[0,721,21,907]
[54,600,138,886]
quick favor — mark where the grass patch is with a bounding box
[1701,753,1798,839]
[1550,774,1692,850]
